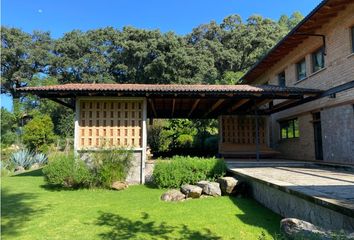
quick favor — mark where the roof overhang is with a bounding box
[17,83,322,118]
[242,0,353,83]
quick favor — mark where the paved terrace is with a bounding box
[227,160,354,220]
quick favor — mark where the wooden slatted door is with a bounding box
[221,116,266,145]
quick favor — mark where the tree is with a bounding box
[0,108,17,145]
[22,114,56,152]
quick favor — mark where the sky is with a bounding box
[1,0,322,111]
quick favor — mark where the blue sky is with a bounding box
[1,0,322,110]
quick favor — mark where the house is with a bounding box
[242,0,354,163]
[17,0,354,184]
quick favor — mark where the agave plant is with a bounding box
[10,149,35,169]
[33,153,48,165]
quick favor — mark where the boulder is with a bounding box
[196,181,221,196]
[280,218,342,240]
[161,189,186,202]
[181,184,203,198]
[30,163,40,170]
[111,181,128,191]
[217,177,238,195]
[14,166,25,173]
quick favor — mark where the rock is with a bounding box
[280,218,334,240]
[217,177,238,195]
[161,189,186,202]
[181,184,203,198]
[196,181,221,196]
[111,181,128,191]
[14,166,25,173]
[30,163,40,170]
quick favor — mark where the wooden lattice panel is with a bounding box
[78,99,143,149]
[221,116,266,144]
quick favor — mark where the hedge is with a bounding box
[152,156,226,188]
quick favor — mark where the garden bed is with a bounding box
[1,169,281,239]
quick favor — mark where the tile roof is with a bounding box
[17,83,321,95]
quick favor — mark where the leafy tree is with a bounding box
[22,114,56,152]
[0,108,17,145]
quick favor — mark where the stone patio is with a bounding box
[227,160,354,231]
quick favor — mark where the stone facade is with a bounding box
[252,3,354,163]
[322,105,354,164]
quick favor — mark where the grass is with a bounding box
[1,169,281,240]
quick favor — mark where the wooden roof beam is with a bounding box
[203,99,225,118]
[250,99,273,111]
[227,99,249,113]
[188,99,201,117]
[49,98,75,110]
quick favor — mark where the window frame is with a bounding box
[296,58,307,81]
[312,47,325,73]
[278,71,286,87]
[279,118,299,140]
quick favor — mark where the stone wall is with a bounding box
[322,104,354,164]
[249,180,354,231]
[125,151,143,184]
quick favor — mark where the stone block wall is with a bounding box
[322,104,354,164]
[249,180,354,231]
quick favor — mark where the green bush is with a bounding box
[92,149,134,188]
[43,153,92,188]
[23,114,56,153]
[152,156,227,188]
[175,134,194,148]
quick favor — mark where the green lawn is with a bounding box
[1,170,281,240]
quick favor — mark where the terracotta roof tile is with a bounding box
[17,83,321,94]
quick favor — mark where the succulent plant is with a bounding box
[10,149,34,169]
[33,153,48,165]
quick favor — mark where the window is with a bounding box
[351,26,354,53]
[296,59,307,81]
[278,71,286,87]
[280,118,299,140]
[312,47,325,72]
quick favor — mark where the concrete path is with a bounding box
[227,161,354,216]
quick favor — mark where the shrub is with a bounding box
[92,149,134,188]
[152,156,227,188]
[175,134,194,148]
[43,153,92,188]
[23,115,56,152]
[147,120,172,153]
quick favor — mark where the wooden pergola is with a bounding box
[17,83,322,118]
[17,83,323,162]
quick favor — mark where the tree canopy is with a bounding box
[1,12,303,96]
[0,12,303,151]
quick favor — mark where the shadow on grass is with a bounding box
[13,168,43,177]
[228,196,281,238]
[95,212,221,240]
[1,188,46,238]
